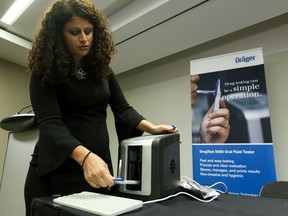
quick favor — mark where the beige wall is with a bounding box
[264,51,288,180]
[0,59,30,177]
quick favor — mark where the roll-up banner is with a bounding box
[190,48,276,196]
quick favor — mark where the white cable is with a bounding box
[143,191,219,205]
[142,176,228,205]
[208,181,228,193]
[181,176,228,194]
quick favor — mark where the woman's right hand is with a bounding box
[81,151,115,188]
[70,146,115,188]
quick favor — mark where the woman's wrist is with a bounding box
[81,151,92,170]
[137,119,156,134]
[70,145,91,166]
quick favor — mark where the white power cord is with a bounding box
[143,176,228,205]
[181,176,227,197]
[143,191,218,205]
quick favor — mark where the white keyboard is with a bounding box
[53,191,143,216]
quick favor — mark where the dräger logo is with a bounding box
[235,55,256,63]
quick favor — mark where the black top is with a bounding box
[30,70,144,175]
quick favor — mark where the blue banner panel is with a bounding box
[191,48,276,195]
[192,144,276,196]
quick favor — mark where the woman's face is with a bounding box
[63,15,94,65]
[191,75,200,107]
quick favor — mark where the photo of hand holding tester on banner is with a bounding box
[191,75,230,144]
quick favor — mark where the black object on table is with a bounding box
[31,193,288,216]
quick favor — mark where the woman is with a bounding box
[24,0,178,215]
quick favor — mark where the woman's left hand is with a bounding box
[137,119,178,135]
[151,124,178,134]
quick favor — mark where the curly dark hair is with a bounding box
[28,0,116,85]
